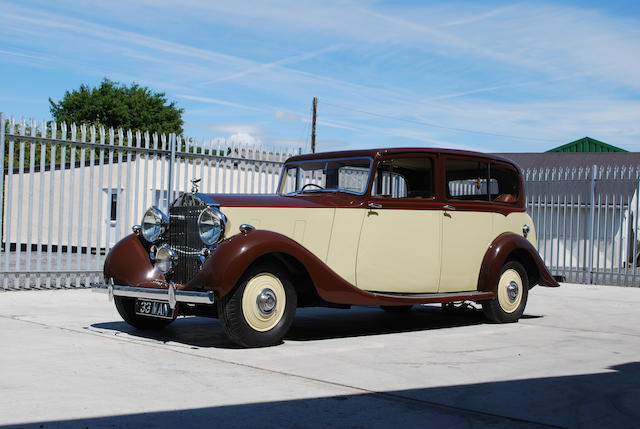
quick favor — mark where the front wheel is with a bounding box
[482,261,529,323]
[218,263,297,348]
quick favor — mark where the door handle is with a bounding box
[443,204,456,211]
[367,202,383,209]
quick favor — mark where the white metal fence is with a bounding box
[2,113,639,289]
[0,114,299,290]
[526,166,640,286]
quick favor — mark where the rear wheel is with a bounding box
[218,263,297,348]
[114,296,176,329]
[482,261,529,323]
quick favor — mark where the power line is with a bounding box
[321,101,558,143]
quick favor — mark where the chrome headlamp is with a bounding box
[155,244,178,274]
[141,206,168,243]
[198,206,226,246]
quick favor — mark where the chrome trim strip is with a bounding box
[91,283,215,309]
[367,290,493,299]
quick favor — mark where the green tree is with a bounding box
[49,78,184,135]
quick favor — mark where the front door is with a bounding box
[356,156,441,293]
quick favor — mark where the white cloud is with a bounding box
[121,1,639,90]
[203,45,342,85]
[209,123,265,135]
[274,110,304,121]
[176,95,268,112]
[227,132,261,146]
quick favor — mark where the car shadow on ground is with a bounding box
[90,305,544,349]
[5,362,638,428]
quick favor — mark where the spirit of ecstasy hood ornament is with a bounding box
[190,178,201,193]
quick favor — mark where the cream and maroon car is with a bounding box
[93,148,559,347]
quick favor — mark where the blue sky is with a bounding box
[1,0,639,153]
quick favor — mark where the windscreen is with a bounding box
[279,157,372,195]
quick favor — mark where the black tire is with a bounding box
[380,305,413,313]
[114,296,176,329]
[482,261,529,323]
[218,262,297,348]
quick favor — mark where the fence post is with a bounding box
[0,112,4,253]
[587,164,597,284]
[167,133,176,204]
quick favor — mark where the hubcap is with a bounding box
[497,269,523,314]
[242,273,286,332]
[507,281,519,302]
[256,288,277,315]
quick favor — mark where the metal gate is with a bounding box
[0,113,298,290]
[526,166,640,286]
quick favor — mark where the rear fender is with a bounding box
[477,232,559,293]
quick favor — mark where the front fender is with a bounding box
[103,234,166,288]
[190,230,385,305]
[477,232,559,293]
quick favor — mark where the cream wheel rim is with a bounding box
[497,269,523,313]
[241,273,286,332]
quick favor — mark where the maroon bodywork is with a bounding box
[477,233,559,292]
[102,147,558,307]
[103,234,166,289]
[211,148,528,216]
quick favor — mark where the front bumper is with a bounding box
[91,280,215,309]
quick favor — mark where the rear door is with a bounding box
[439,157,494,292]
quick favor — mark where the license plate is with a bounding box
[135,299,175,319]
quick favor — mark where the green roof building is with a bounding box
[546,137,628,153]
[495,136,638,170]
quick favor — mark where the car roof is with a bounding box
[286,147,521,169]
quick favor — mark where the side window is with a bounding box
[373,157,434,199]
[490,163,520,204]
[446,159,490,201]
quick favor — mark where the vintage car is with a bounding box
[93,148,559,347]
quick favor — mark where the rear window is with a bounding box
[445,158,519,203]
[446,159,490,201]
[489,162,520,204]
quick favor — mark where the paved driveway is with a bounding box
[0,284,639,428]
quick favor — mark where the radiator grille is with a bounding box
[168,205,204,284]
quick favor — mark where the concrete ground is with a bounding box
[0,283,639,428]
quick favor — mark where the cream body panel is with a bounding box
[356,209,441,293]
[493,212,537,248]
[326,209,366,285]
[222,207,335,262]
[439,211,494,292]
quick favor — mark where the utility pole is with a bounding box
[311,96,317,153]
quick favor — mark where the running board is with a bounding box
[367,290,494,301]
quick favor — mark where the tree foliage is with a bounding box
[49,78,184,135]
